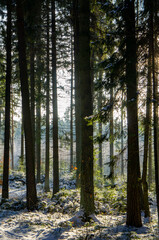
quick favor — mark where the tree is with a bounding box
[79,0,95,219]
[125,0,142,227]
[16,0,37,210]
[73,0,81,187]
[44,0,50,192]
[2,0,12,200]
[52,0,59,195]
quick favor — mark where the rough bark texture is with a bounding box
[44,1,50,192]
[16,0,37,210]
[30,44,35,167]
[142,16,152,218]
[52,0,59,195]
[121,90,124,176]
[2,0,12,200]
[98,71,102,176]
[73,0,81,188]
[79,0,95,218]
[125,0,142,227]
[151,0,159,222]
[110,82,114,185]
[70,30,74,172]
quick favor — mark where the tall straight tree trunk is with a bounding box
[142,42,152,219]
[151,0,159,223]
[36,6,42,184]
[45,1,50,192]
[36,96,41,183]
[148,124,152,188]
[125,0,142,227]
[110,81,114,185]
[121,90,124,176]
[11,86,14,170]
[16,0,37,210]
[98,71,102,176]
[30,43,35,166]
[79,0,94,218]
[2,0,12,200]
[70,29,74,172]
[21,111,24,168]
[73,0,81,188]
[52,0,59,195]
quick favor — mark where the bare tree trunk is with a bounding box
[70,29,74,172]
[142,38,152,219]
[2,0,12,200]
[110,81,114,185]
[52,0,59,195]
[98,71,103,176]
[73,0,81,188]
[121,90,124,176]
[125,0,142,227]
[11,86,14,170]
[79,0,95,219]
[16,0,37,210]
[30,44,35,167]
[44,1,50,192]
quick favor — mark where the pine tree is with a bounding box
[16,0,37,210]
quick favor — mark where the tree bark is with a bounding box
[2,0,12,200]
[45,1,50,192]
[16,0,37,210]
[125,0,142,227]
[98,71,103,176]
[52,0,59,195]
[110,80,114,185]
[30,43,35,167]
[70,28,74,172]
[142,39,152,219]
[79,0,95,218]
[73,0,81,188]
[121,90,124,176]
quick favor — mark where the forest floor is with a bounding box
[0,172,158,239]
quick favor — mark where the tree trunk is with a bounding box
[73,0,81,188]
[2,0,12,200]
[110,81,114,185]
[148,125,152,188]
[98,71,102,176]
[16,0,37,210]
[52,0,59,195]
[20,111,24,168]
[11,86,14,170]
[45,1,50,192]
[151,0,159,223]
[79,0,95,218]
[70,29,74,172]
[142,37,152,219]
[30,43,35,167]
[121,90,124,176]
[125,0,142,227]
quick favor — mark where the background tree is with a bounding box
[2,0,12,200]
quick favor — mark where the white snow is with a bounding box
[0,176,158,239]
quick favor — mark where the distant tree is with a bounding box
[52,0,59,195]
[73,0,81,187]
[44,0,50,192]
[2,0,12,200]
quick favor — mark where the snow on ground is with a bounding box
[0,174,159,239]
